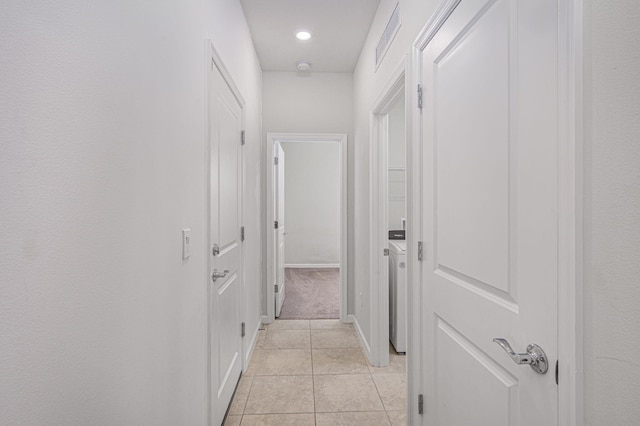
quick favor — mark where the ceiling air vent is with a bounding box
[375,3,401,70]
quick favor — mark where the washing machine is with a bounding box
[389,240,407,353]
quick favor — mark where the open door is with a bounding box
[274,143,286,317]
[416,0,560,423]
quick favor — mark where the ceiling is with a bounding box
[240,0,381,73]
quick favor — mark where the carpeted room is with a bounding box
[275,140,342,320]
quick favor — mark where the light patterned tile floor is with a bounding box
[223,320,407,426]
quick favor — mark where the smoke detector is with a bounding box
[297,60,311,72]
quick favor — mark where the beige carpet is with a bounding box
[278,268,340,319]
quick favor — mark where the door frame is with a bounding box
[369,58,409,368]
[264,133,348,323]
[206,40,246,426]
[409,0,584,424]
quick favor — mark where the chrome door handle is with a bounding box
[211,269,229,282]
[212,243,220,256]
[493,338,549,374]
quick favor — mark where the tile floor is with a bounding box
[223,319,407,426]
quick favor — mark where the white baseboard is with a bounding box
[243,320,261,374]
[350,314,373,365]
[284,263,340,269]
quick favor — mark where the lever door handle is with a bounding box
[211,269,229,282]
[493,338,549,374]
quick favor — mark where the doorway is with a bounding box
[370,61,408,369]
[368,59,409,424]
[265,133,348,324]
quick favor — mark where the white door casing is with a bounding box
[208,44,244,426]
[369,59,408,368]
[275,143,286,317]
[370,111,391,368]
[415,0,563,424]
[265,133,348,324]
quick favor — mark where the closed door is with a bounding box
[209,58,243,426]
[417,0,559,424]
[275,143,286,317]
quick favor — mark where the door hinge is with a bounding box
[417,84,423,110]
[240,226,245,241]
[274,156,279,165]
[418,394,424,415]
[555,360,559,385]
[274,220,279,229]
[418,241,424,261]
[274,284,279,293]
[241,130,246,145]
[383,248,390,256]
[241,322,245,337]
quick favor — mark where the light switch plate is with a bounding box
[182,229,191,259]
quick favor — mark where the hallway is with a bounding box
[223,320,406,425]
[3,0,639,424]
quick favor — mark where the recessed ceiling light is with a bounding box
[295,30,312,41]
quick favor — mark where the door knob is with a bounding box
[211,269,229,282]
[212,243,220,256]
[493,338,549,374]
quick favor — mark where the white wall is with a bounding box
[388,93,406,230]
[281,142,341,266]
[262,72,354,311]
[583,0,640,424]
[0,1,262,424]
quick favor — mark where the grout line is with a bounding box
[315,410,390,412]
[240,360,258,417]
[253,374,313,376]
[241,411,315,416]
[385,409,393,425]
[242,409,393,415]
[310,322,317,425]
[242,409,390,415]
[371,371,388,412]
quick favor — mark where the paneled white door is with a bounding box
[209,58,243,426]
[417,0,559,424]
[275,143,286,317]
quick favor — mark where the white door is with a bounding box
[274,143,286,317]
[209,58,243,426]
[417,0,559,424]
